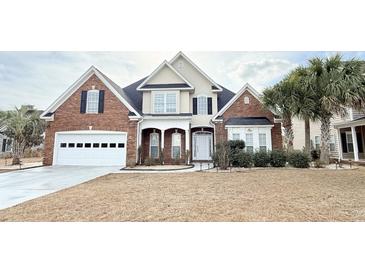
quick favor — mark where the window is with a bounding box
[153,92,177,113]
[232,133,240,140]
[118,143,125,148]
[244,96,250,104]
[109,143,116,148]
[314,136,320,150]
[197,96,208,115]
[60,143,67,148]
[85,143,91,148]
[68,143,75,148]
[346,132,354,152]
[172,133,181,159]
[93,143,100,148]
[259,133,267,151]
[86,90,99,113]
[329,135,336,152]
[150,133,159,159]
[245,133,253,153]
[101,143,108,148]
[77,143,83,148]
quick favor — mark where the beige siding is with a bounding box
[171,55,218,127]
[180,91,190,113]
[142,91,151,113]
[147,65,185,84]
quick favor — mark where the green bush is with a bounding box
[288,151,311,168]
[253,150,270,167]
[228,140,245,150]
[311,149,320,161]
[236,151,253,168]
[270,150,287,167]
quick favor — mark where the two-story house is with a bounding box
[41,52,282,167]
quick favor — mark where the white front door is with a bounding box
[193,132,212,161]
[53,131,127,166]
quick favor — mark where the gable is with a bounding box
[41,66,141,119]
[170,52,222,92]
[137,61,194,91]
[213,84,275,122]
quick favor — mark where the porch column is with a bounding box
[161,129,165,164]
[351,126,359,161]
[185,129,190,164]
[336,128,343,161]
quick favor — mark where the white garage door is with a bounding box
[54,131,127,166]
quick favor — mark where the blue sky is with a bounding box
[1,51,365,110]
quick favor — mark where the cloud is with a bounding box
[225,58,298,92]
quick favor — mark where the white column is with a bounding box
[351,126,359,161]
[185,129,190,164]
[336,128,343,161]
[161,129,165,149]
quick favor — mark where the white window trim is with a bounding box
[171,132,182,159]
[227,127,272,152]
[151,90,179,114]
[150,132,160,158]
[86,89,99,114]
[345,131,354,153]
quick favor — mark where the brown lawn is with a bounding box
[0,157,43,167]
[0,168,364,221]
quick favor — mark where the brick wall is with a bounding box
[43,74,138,166]
[214,89,283,149]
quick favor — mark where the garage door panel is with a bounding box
[54,132,127,166]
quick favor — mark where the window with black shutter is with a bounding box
[207,97,212,115]
[80,91,88,113]
[98,90,105,113]
[193,98,197,115]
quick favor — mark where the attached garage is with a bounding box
[53,131,127,166]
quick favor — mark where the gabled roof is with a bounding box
[41,66,142,119]
[213,83,266,121]
[170,51,223,92]
[137,61,194,91]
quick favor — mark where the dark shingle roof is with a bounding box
[141,83,191,89]
[225,117,272,126]
[217,85,235,111]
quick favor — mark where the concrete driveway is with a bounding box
[0,166,120,210]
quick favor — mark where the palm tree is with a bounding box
[2,106,45,165]
[263,77,296,151]
[305,54,365,164]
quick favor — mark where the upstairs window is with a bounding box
[197,96,208,115]
[153,92,177,113]
[86,90,99,113]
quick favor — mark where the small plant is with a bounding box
[228,140,246,167]
[127,159,136,168]
[185,149,190,165]
[228,140,246,150]
[253,150,271,167]
[144,157,152,166]
[236,151,253,168]
[137,145,142,165]
[288,151,310,168]
[212,141,230,169]
[313,159,325,168]
[159,148,164,165]
[270,150,287,167]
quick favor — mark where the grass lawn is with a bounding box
[0,168,364,221]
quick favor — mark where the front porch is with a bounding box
[334,119,365,162]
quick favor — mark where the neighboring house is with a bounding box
[293,107,365,162]
[41,52,282,167]
[0,132,12,154]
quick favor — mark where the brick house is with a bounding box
[41,52,282,166]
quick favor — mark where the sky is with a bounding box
[1,51,365,111]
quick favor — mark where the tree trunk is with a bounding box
[320,116,331,164]
[304,117,311,153]
[282,115,294,151]
[11,139,24,165]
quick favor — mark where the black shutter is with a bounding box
[193,98,197,115]
[341,133,348,153]
[357,132,363,153]
[98,90,105,113]
[80,91,87,113]
[207,97,212,115]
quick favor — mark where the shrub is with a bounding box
[288,151,311,168]
[212,141,230,169]
[228,140,245,150]
[144,157,152,166]
[311,149,320,161]
[270,150,287,167]
[236,151,253,168]
[313,159,325,168]
[253,150,270,167]
[228,140,246,167]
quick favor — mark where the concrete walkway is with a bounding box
[0,166,120,209]
[114,162,212,173]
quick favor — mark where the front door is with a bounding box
[193,132,212,161]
